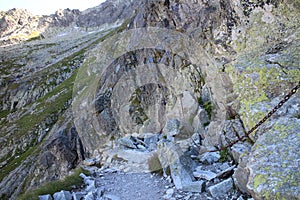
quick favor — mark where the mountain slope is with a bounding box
[0,0,299,199]
[0,8,131,199]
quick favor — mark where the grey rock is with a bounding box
[118,137,137,149]
[199,152,220,164]
[0,161,7,168]
[216,165,236,179]
[95,187,105,197]
[83,158,99,166]
[80,173,95,192]
[237,196,245,200]
[53,190,72,200]
[77,0,137,28]
[166,188,174,195]
[137,144,146,150]
[142,133,159,151]
[203,119,246,150]
[222,119,246,146]
[245,118,300,200]
[0,8,80,45]
[203,121,225,148]
[181,180,205,193]
[163,119,181,137]
[193,169,217,181]
[103,194,121,200]
[197,108,210,127]
[72,192,86,200]
[74,45,202,151]
[207,178,233,198]
[39,194,53,200]
[157,140,195,190]
[163,188,174,199]
[233,151,251,194]
[84,188,104,200]
[218,162,231,171]
[84,191,94,200]
[230,142,252,163]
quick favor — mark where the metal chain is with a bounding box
[245,81,300,137]
[205,81,300,152]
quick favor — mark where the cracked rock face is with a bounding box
[72,27,230,153]
[95,49,201,135]
[245,118,300,200]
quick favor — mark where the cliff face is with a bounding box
[0,0,299,199]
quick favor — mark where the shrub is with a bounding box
[17,167,89,200]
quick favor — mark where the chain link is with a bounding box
[205,81,300,152]
[245,81,300,137]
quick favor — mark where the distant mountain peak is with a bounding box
[0,0,138,46]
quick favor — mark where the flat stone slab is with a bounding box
[193,170,217,181]
[216,165,235,179]
[199,152,220,164]
[104,149,157,172]
[182,181,205,193]
[207,178,233,198]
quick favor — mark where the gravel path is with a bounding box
[95,171,171,200]
[81,168,215,200]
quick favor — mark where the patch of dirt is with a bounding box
[87,169,215,200]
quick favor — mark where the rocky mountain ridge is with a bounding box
[0,0,299,199]
[0,0,138,46]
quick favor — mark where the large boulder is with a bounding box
[207,178,234,199]
[157,140,204,192]
[235,118,300,200]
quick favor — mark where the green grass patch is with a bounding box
[0,71,76,179]
[0,146,38,182]
[1,59,26,71]
[26,36,42,42]
[219,148,233,162]
[0,110,10,119]
[16,69,77,134]
[17,167,89,200]
[203,101,213,120]
[198,97,213,120]
[0,22,130,191]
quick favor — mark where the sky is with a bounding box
[0,0,106,15]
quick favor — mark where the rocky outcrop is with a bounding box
[76,0,138,29]
[0,8,81,45]
[1,0,300,199]
[0,8,39,37]
[72,42,213,153]
[157,140,203,192]
[0,108,85,199]
[0,0,138,46]
[72,0,300,199]
[234,118,300,200]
